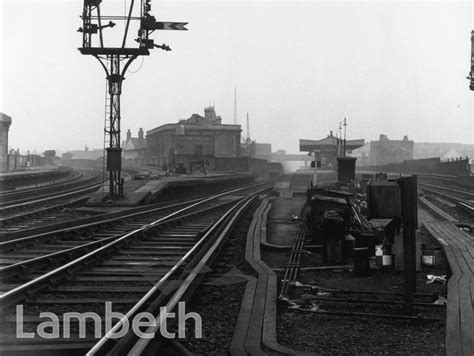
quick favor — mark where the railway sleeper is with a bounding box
[72,275,161,282]
[47,285,152,293]
[75,272,169,279]
[23,297,140,305]
[108,255,179,261]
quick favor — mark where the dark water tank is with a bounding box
[367,181,401,219]
[337,157,357,183]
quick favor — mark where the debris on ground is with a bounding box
[426,274,447,284]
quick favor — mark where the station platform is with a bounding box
[273,171,337,197]
[0,167,67,179]
[423,221,474,356]
[0,167,73,191]
[87,173,255,206]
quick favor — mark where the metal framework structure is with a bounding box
[79,0,187,199]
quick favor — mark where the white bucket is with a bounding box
[422,255,435,266]
[375,245,383,266]
[382,254,392,266]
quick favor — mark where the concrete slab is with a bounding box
[86,173,254,206]
[266,197,306,246]
[75,206,132,214]
[134,180,168,193]
[119,191,151,206]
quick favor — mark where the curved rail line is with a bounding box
[0,182,271,293]
[0,171,103,213]
[0,184,269,353]
[0,171,106,232]
[419,182,474,215]
[0,169,99,206]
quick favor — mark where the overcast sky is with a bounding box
[1,0,473,154]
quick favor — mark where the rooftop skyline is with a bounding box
[1,1,473,154]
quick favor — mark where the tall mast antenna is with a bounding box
[78,0,187,200]
[343,117,347,157]
[246,113,251,144]
[233,87,237,124]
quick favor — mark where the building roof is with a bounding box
[0,112,12,124]
[147,107,241,136]
[66,149,103,160]
[371,134,414,144]
[147,122,241,136]
[123,137,146,150]
[300,133,364,152]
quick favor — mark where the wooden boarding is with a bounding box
[423,221,474,356]
[230,198,311,356]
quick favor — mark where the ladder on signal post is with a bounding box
[102,80,111,199]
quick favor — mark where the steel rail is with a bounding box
[0,199,235,308]
[418,196,458,222]
[0,196,239,282]
[0,180,270,246]
[0,171,101,206]
[0,178,103,213]
[418,182,474,199]
[0,197,201,244]
[107,194,258,355]
[420,185,474,212]
[279,214,307,298]
[0,170,83,199]
[0,196,90,227]
[0,183,271,308]
[0,231,122,281]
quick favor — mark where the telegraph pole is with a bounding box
[343,117,347,157]
[313,150,319,186]
[79,0,187,200]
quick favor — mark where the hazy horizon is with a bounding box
[1,0,473,155]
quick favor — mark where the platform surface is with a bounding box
[423,221,474,356]
[87,172,252,206]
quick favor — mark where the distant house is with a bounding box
[1,113,12,171]
[63,146,103,160]
[369,134,414,166]
[122,128,147,159]
[443,148,461,160]
[241,141,272,161]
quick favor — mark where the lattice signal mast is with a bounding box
[79,0,187,199]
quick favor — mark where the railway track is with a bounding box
[0,198,210,287]
[0,171,103,211]
[0,182,268,354]
[0,170,105,230]
[0,181,270,282]
[418,182,474,215]
[0,169,99,206]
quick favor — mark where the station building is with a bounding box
[0,113,12,172]
[299,131,364,169]
[369,134,414,166]
[146,106,241,170]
